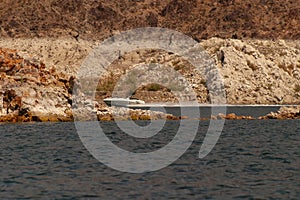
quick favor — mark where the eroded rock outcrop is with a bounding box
[0,48,73,122]
[201,38,300,104]
[1,38,299,106]
[2,89,22,114]
[1,37,300,122]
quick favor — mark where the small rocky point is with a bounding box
[0,48,179,122]
[259,106,300,119]
[0,48,74,122]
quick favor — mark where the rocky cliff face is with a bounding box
[94,38,300,105]
[202,38,300,104]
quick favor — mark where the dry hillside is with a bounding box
[0,0,299,40]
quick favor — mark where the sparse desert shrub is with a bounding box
[287,63,294,71]
[97,71,117,93]
[278,62,294,75]
[294,84,300,93]
[146,83,161,91]
[174,65,183,71]
[200,79,207,85]
[267,83,273,90]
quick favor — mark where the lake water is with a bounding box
[129,105,286,118]
[1,120,299,199]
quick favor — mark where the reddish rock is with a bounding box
[2,89,22,114]
[213,113,254,120]
[0,48,73,122]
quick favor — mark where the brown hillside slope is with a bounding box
[0,0,299,40]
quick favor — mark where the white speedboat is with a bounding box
[103,97,145,107]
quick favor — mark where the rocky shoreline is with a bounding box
[0,37,299,122]
[0,0,299,122]
[1,106,299,123]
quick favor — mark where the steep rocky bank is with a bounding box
[1,37,299,106]
[0,37,299,122]
[0,47,181,122]
[0,0,299,122]
[0,47,73,122]
[203,38,300,104]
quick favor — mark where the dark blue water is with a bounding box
[129,105,283,118]
[1,120,299,199]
